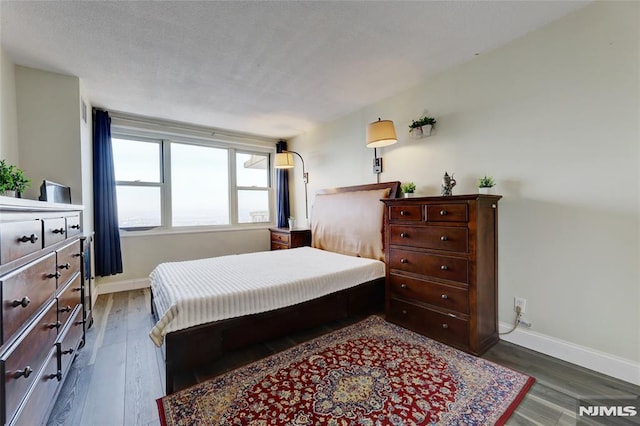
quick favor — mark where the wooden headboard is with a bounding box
[316,181,401,198]
[311,181,401,260]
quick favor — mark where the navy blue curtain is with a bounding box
[93,110,123,276]
[276,140,290,228]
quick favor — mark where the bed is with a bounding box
[150,181,400,394]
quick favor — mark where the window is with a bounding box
[171,143,229,226]
[236,152,270,224]
[112,135,272,231]
[112,137,163,229]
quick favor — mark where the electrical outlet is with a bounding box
[514,297,527,314]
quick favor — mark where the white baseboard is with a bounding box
[96,278,150,295]
[499,322,640,386]
[90,281,640,387]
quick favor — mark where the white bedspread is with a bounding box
[149,247,385,347]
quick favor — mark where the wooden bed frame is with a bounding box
[151,181,400,394]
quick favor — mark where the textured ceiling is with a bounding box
[1,1,588,138]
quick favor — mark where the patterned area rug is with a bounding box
[157,316,534,425]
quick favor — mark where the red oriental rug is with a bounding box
[157,316,534,425]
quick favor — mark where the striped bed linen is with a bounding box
[149,247,385,347]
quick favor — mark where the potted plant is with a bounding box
[400,182,416,198]
[478,176,496,194]
[409,116,437,139]
[0,160,30,197]
[288,216,295,230]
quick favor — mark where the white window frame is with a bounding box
[111,130,275,233]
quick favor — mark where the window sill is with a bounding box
[119,224,274,238]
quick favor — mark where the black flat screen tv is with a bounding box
[39,180,71,204]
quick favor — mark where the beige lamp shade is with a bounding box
[274,152,295,169]
[366,119,398,148]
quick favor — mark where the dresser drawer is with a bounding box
[389,225,468,252]
[56,240,82,289]
[0,220,43,264]
[65,214,82,238]
[42,218,67,247]
[1,253,57,343]
[57,274,82,330]
[425,204,468,223]
[389,274,469,314]
[9,348,59,426]
[57,305,83,379]
[389,249,469,284]
[271,242,288,251]
[271,232,289,245]
[388,298,469,349]
[389,205,422,222]
[1,301,58,424]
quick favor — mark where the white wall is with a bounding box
[290,2,639,375]
[79,81,94,233]
[0,48,19,163]
[15,66,84,203]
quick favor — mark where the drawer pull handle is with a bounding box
[440,235,448,241]
[73,252,83,258]
[48,321,62,330]
[72,287,82,292]
[48,271,61,279]
[47,371,62,381]
[18,234,38,244]
[400,232,408,238]
[440,210,448,216]
[442,323,449,329]
[440,265,448,270]
[59,305,72,313]
[400,284,407,289]
[441,294,448,299]
[75,320,86,326]
[14,366,33,379]
[59,262,71,270]
[400,210,408,216]
[52,228,65,234]
[62,348,74,355]
[400,258,408,264]
[401,310,407,315]
[11,296,31,308]
[71,224,81,229]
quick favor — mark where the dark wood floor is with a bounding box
[47,289,639,426]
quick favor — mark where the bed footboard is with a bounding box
[159,277,384,394]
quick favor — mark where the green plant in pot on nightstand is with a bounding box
[0,160,30,197]
[401,182,416,198]
[409,116,437,139]
[478,176,496,194]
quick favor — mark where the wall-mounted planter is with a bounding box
[409,124,433,139]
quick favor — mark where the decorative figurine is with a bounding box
[441,172,457,196]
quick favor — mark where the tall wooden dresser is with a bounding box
[382,194,501,356]
[0,197,87,425]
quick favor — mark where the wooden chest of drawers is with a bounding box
[0,197,86,426]
[382,194,501,356]
[269,228,311,250]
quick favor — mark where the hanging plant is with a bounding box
[409,116,437,130]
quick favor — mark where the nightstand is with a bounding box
[269,228,312,250]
